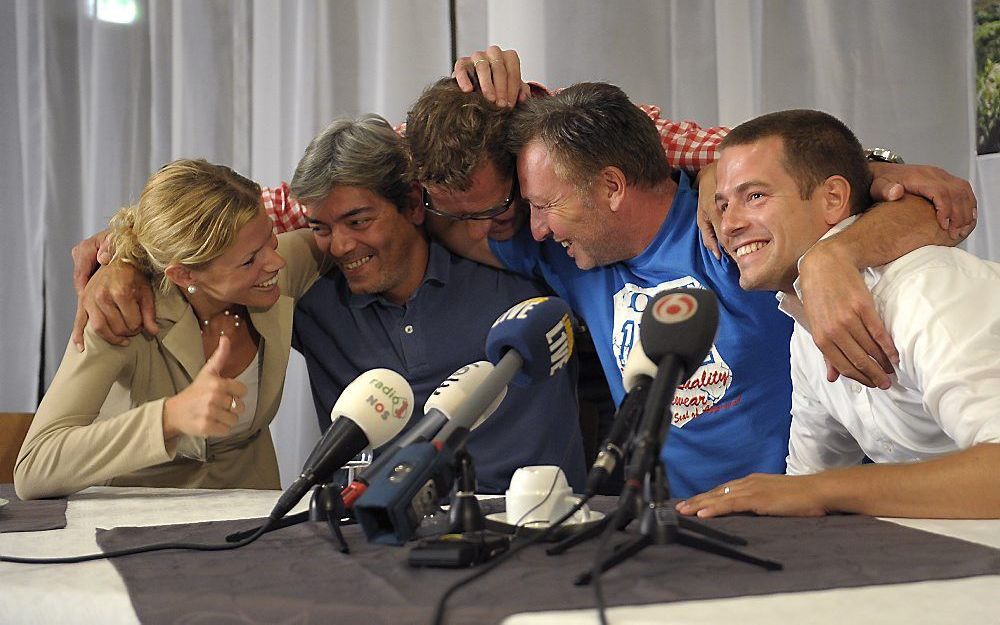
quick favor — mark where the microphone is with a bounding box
[426,361,508,432]
[626,288,719,487]
[585,339,657,496]
[354,296,575,545]
[268,368,414,522]
[432,296,575,448]
[622,337,658,393]
[339,362,505,508]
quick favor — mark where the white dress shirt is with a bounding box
[778,216,1000,475]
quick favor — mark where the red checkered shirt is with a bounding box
[262,87,728,233]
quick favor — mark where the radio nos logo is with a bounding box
[367,379,410,420]
[612,279,733,428]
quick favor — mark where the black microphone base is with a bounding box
[573,461,781,585]
[573,511,781,585]
[448,493,485,533]
[227,482,358,549]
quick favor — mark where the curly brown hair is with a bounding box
[405,77,515,191]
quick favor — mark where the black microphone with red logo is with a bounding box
[626,288,719,487]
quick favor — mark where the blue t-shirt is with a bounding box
[292,240,587,494]
[490,172,793,498]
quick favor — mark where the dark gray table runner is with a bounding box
[98,498,1000,625]
[0,484,68,533]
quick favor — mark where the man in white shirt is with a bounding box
[676,109,1000,519]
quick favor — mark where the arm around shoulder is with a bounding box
[277,229,333,300]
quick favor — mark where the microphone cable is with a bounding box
[431,413,590,625]
[0,517,275,565]
[589,482,640,625]
[430,492,593,625]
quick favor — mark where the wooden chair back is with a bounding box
[0,412,34,484]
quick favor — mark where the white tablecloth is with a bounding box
[1,487,998,624]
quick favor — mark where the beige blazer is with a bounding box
[14,230,326,500]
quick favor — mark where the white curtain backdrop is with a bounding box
[1,0,991,486]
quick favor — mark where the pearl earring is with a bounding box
[187,285,197,294]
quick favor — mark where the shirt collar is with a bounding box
[345,239,446,309]
[776,214,868,328]
[626,170,692,269]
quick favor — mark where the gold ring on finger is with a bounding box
[473,58,488,67]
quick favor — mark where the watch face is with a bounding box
[866,148,904,164]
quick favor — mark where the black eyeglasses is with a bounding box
[421,178,519,221]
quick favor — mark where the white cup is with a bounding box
[505,465,589,526]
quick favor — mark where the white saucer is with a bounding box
[484,500,605,540]
[486,507,603,528]
[0,497,8,509]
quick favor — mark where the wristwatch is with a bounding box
[864,147,905,164]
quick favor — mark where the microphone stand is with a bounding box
[548,382,649,557]
[309,482,352,553]
[447,447,485,533]
[573,454,781,586]
[225,481,357,549]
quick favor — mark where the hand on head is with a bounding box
[453,45,531,108]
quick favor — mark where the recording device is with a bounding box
[585,339,657,496]
[408,532,511,568]
[267,368,414,522]
[354,296,576,545]
[339,361,505,508]
[626,288,719,485]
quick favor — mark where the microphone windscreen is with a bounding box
[331,368,414,447]
[423,361,506,430]
[639,288,719,380]
[485,296,575,386]
[622,337,658,392]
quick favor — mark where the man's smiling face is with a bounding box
[716,136,831,293]
[306,185,427,305]
[516,140,632,270]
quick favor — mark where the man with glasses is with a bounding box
[420,177,518,227]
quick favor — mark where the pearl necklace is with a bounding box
[198,308,242,337]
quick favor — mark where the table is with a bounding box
[1,487,998,624]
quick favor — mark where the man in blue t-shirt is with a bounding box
[429,82,971,498]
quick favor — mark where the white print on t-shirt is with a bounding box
[612,278,733,428]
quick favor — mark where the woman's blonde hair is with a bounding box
[108,159,263,292]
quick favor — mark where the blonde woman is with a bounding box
[14,159,325,499]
